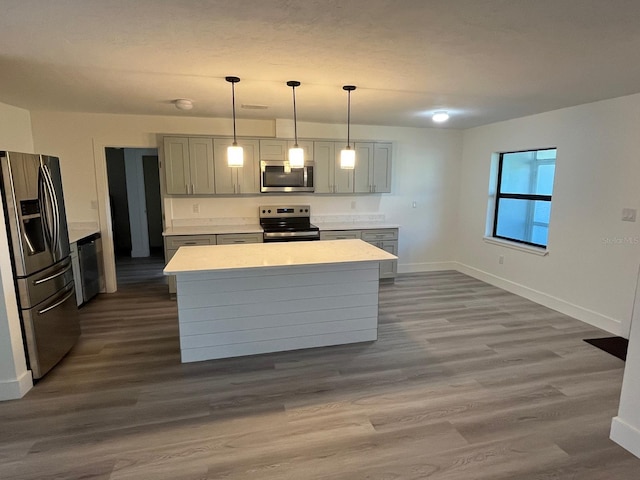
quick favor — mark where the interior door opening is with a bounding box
[105,147,163,283]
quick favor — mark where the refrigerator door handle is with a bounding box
[38,165,54,250]
[38,288,75,315]
[43,164,60,253]
[33,263,72,285]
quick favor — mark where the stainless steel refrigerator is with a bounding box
[0,151,80,379]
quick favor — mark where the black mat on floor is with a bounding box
[584,336,628,361]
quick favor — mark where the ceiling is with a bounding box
[2,0,640,129]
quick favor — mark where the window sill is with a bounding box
[483,236,549,256]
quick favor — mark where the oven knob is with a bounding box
[305,208,308,212]
[268,209,272,213]
[262,210,266,214]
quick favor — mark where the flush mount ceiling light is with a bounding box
[173,98,193,110]
[340,85,357,170]
[225,76,243,167]
[287,80,304,169]
[432,111,450,123]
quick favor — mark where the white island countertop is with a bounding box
[164,239,397,274]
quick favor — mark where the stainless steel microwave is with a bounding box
[260,161,314,193]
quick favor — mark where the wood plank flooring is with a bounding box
[1,257,638,479]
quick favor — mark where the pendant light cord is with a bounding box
[346,89,351,148]
[231,81,238,145]
[292,85,298,146]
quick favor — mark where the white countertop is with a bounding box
[164,239,397,274]
[164,223,399,236]
[313,222,400,230]
[68,227,100,244]
[163,224,263,236]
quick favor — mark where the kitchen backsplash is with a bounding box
[311,214,386,224]
[170,217,259,227]
[169,213,386,227]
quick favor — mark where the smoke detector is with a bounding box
[174,99,193,111]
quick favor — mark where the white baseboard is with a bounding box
[398,261,458,274]
[0,370,33,401]
[454,262,621,335]
[611,417,640,459]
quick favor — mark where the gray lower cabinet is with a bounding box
[321,228,398,279]
[165,235,216,294]
[216,233,264,245]
[164,233,263,294]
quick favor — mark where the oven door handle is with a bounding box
[263,231,320,239]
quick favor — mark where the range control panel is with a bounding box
[259,205,310,219]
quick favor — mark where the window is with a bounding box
[493,148,556,248]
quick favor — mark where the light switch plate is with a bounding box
[622,208,637,222]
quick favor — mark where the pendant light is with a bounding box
[225,76,243,167]
[287,81,304,168]
[340,85,356,169]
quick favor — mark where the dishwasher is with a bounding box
[78,233,101,303]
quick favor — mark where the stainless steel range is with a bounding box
[259,205,320,242]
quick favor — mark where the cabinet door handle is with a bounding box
[185,184,189,194]
[191,183,195,194]
[233,184,236,194]
[238,184,241,194]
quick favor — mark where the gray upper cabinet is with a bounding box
[213,138,260,194]
[314,141,354,193]
[164,137,215,195]
[314,141,335,193]
[260,139,315,162]
[259,140,287,160]
[354,142,392,193]
[163,135,391,196]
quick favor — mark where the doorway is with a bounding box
[105,148,163,282]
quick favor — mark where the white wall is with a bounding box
[30,111,463,292]
[0,102,34,399]
[456,94,640,336]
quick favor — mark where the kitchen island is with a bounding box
[164,239,397,363]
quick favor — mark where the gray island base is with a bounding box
[163,239,397,363]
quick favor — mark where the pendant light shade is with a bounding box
[340,85,357,169]
[287,80,304,168]
[340,146,356,169]
[225,76,243,167]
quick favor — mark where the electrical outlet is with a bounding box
[90,200,98,210]
[351,201,356,210]
[499,255,504,264]
[622,208,637,222]
[192,203,200,214]
[412,201,417,208]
